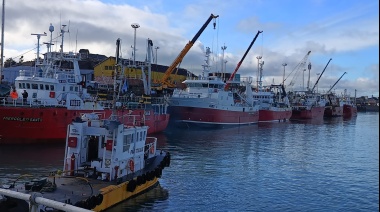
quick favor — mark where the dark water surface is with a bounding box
[0,113,378,212]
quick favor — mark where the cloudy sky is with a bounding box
[2,0,379,97]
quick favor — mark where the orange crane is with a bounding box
[157,13,219,90]
[224,30,263,91]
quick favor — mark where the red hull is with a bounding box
[169,106,259,127]
[0,107,169,144]
[324,106,343,117]
[343,104,357,117]
[290,106,325,120]
[258,109,292,122]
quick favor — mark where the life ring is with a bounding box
[10,91,18,100]
[128,159,135,172]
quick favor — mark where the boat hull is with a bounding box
[290,106,325,120]
[258,108,292,122]
[168,106,259,128]
[0,107,169,144]
[343,104,358,117]
[324,106,343,117]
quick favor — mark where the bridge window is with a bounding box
[45,84,49,90]
[39,84,44,90]
[50,85,55,91]
[32,84,38,89]
[123,134,132,152]
[26,83,30,89]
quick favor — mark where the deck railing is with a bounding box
[0,188,92,212]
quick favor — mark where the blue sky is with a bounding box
[3,0,379,97]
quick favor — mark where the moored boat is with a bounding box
[289,91,326,120]
[324,92,343,117]
[253,57,292,122]
[0,24,169,144]
[287,56,330,120]
[253,85,292,122]
[0,112,171,211]
[323,72,346,118]
[342,89,358,117]
[167,47,259,128]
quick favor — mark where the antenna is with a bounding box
[31,32,47,65]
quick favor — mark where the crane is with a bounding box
[311,58,332,93]
[286,50,311,88]
[158,13,219,89]
[327,72,346,93]
[224,30,263,91]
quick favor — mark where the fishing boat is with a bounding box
[252,57,292,122]
[167,47,259,128]
[94,38,169,135]
[287,55,330,120]
[324,92,343,117]
[0,112,171,211]
[253,85,292,122]
[0,24,168,144]
[324,72,347,118]
[289,91,326,120]
[342,89,357,117]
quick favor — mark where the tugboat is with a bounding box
[0,111,171,211]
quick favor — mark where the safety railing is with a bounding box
[0,188,92,212]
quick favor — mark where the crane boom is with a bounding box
[327,72,346,93]
[311,58,332,92]
[286,51,311,87]
[224,30,263,91]
[160,13,219,87]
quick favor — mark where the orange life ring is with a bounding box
[10,91,18,100]
[128,159,134,172]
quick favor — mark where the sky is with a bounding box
[2,0,379,97]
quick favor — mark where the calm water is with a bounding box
[0,113,378,212]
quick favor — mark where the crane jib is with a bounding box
[160,14,219,87]
[224,30,263,90]
[311,58,332,92]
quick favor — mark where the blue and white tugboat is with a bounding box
[0,111,170,211]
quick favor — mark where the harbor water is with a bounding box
[0,112,378,211]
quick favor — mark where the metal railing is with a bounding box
[0,188,92,212]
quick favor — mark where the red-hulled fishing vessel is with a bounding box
[324,92,343,117]
[342,89,358,117]
[252,57,292,122]
[324,72,347,118]
[288,54,329,120]
[167,47,260,128]
[0,24,168,144]
[168,30,263,128]
[253,85,292,122]
[290,91,326,120]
